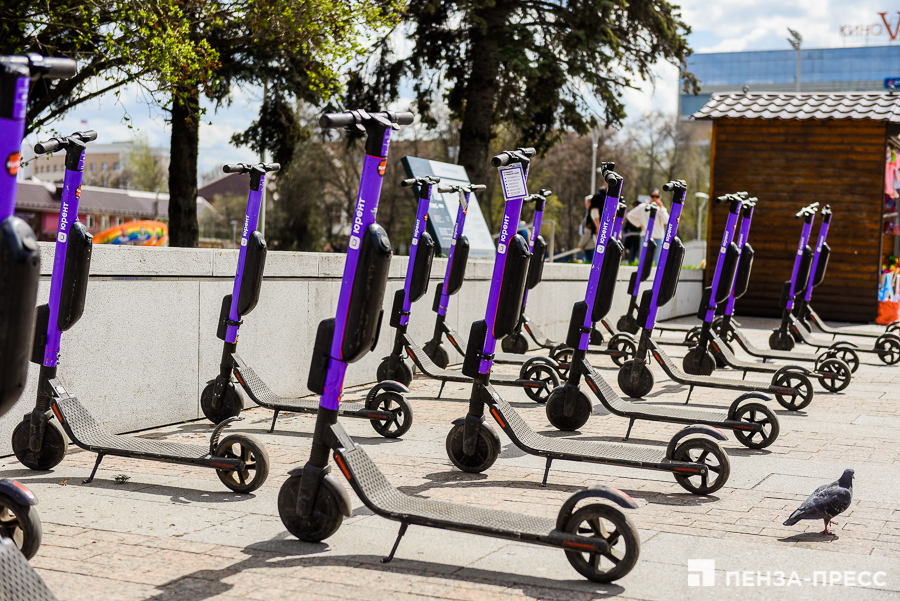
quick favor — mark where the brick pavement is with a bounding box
[3,317,899,600]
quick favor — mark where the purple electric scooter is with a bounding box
[0,55,74,577]
[200,162,411,437]
[277,112,641,584]
[12,133,269,494]
[616,205,658,335]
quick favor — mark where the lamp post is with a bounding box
[590,129,600,193]
[787,29,802,92]
[695,192,709,241]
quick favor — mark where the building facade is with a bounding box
[21,141,169,189]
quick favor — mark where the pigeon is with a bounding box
[783,469,853,535]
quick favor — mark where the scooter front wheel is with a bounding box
[376,357,413,387]
[423,340,450,369]
[445,422,500,473]
[0,493,42,560]
[366,391,413,438]
[278,475,344,542]
[200,380,244,424]
[616,314,639,335]
[671,438,731,495]
[769,330,794,351]
[682,348,715,376]
[563,504,640,583]
[545,386,592,431]
[215,434,270,493]
[520,363,560,404]
[589,328,604,346]
[501,333,528,355]
[816,358,851,393]
[608,335,636,367]
[772,371,814,411]
[616,361,654,398]
[12,417,67,471]
[731,402,779,449]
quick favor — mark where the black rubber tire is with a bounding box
[215,434,270,493]
[545,386,592,431]
[821,348,860,374]
[684,327,702,346]
[672,438,731,495]
[769,330,794,351]
[200,381,244,424]
[521,364,560,404]
[617,314,639,335]
[608,335,636,367]
[772,371,814,411]
[563,504,640,583]
[549,345,573,378]
[377,357,413,387]
[366,391,413,438]
[731,402,780,449]
[445,422,501,473]
[589,328,604,346]
[875,336,900,365]
[682,348,715,376]
[816,358,851,393]
[12,417,68,471]
[501,333,528,355]
[0,493,42,560]
[423,340,450,369]
[278,474,344,542]
[617,361,654,398]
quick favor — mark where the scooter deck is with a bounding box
[805,307,882,339]
[654,321,698,333]
[443,325,531,365]
[54,396,228,465]
[730,327,821,363]
[232,354,367,414]
[647,343,798,396]
[789,317,879,354]
[579,358,740,428]
[483,385,693,471]
[708,335,781,374]
[523,316,629,357]
[335,427,559,539]
[403,335,530,387]
[0,538,58,601]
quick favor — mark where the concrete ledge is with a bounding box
[1,244,702,455]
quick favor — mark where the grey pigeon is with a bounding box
[783,469,853,535]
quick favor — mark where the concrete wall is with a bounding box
[1,244,702,455]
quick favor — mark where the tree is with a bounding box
[125,134,168,193]
[348,0,695,189]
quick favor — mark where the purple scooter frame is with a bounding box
[616,204,657,334]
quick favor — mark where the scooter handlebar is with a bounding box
[319,110,415,130]
[401,178,418,187]
[34,130,97,155]
[33,56,77,80]
[34,139,60,155]
[662,180,687,191]
[223,162,280,174]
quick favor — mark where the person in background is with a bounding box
[623,198,642,262]
[627,188,669,265]
[517,220,530,243]
[577,187,604,262]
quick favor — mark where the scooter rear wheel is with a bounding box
[563,504,640,582]
[545,386,592,431]
[0,493,42,560]
[608,335,636,367]
[12,417,67,471]
[684,327,702,346]
[423,340,450,369]
[278,474,344,542]
[769,330,794,351]
[816,358,851,393]
[772,371,814,411]
[875,336,900,365]
[366,391,413,438]
[501,333,528,355]
[445,422,500,473]
[671,438,730,495]
[549,345,573,378]
[616,361,654,398]
[521,363,560,404]
[819,348,859,374]
[731,402,779,449]
[682,348,715,376]
[215,434,270,493]
[200,381,244,424]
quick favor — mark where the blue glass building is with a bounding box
[680,45,900,117]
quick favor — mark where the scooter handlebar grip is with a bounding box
[471,184,487,192]
[34,138,60,155]
[491,152,511,167]
[391,111,414,126]
[320,112,356,129]
[34,57,77,80]
[519,147,536,157]
[401,178,418,187]
[222,163,247,174]
[264,163,280,172]
[76,130,97,142]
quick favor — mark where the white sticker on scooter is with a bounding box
[57,232,67,243]
[349,236,360,250]
[499,165,526,200]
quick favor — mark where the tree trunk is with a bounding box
[455,1,512,230]
[168,89,200,247]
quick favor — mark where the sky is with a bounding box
[24,1,900,179]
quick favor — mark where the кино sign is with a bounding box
[840,12,900,40]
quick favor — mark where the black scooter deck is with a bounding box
[647,343,797,396]
[403,335,532,388]
[0,538,58,601]
[804,307,882,339]
[443,324,531,364]
[524,316,630,357]
[708,335,782,375]
[579,358,744,429]
[730,327,822,363]
[484,385,687,471]
[233,354,368,414]
[788,317,881,354]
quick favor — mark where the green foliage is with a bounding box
[125,134,168,193]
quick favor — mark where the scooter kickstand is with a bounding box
[541,457,553,487]
[437,381,446,399]
[268,410,280,434]
[684,386,694,405]
[624,418,635,441]
[382,522,409,563]
[83,453,105,484]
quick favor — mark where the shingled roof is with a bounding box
[692,92,900,123]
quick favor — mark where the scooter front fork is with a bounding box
[28,367,57,453]
[295,408,339,517]
[462,377,489,456]
[211,342,238,410]
[629,333,652,387]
